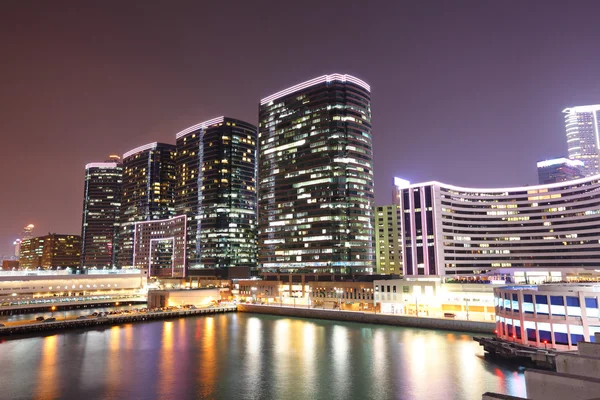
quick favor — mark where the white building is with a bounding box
[494,283,600,350]
[373,278,497,321]
[393,175,600,282]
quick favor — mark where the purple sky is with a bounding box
[2,1,600,255]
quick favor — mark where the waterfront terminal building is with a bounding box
[494,284,600,350]
[393,175,600,283]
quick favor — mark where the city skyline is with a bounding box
[4,1,600,255]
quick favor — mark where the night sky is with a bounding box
[3,1,600,255]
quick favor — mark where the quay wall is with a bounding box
[0,306,236,337]
[238,304,495,334]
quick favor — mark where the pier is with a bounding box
[473,336,558,370]
[0,305,236,337]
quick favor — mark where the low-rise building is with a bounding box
[147,288,223,308]
[374,278,497,321]
[494,283,600,350]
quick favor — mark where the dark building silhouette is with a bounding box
[175,117,257,275]
[80,156,122,269]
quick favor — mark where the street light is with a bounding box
[51,306,56,318]
[336,288,343,310]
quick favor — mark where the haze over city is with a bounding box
[3,0,600,255]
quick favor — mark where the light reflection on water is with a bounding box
[0,313,526,400]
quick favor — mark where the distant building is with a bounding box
[118,143,177,268]
[258,73,375,274]
[19,234,81,270]
[13,224,35,259]
[175,117,258,275]
[564,105,600,176]
[374,205,402,275]
[132,215,187,278]
[537,157,584,184]
[80,157,122,269]
[18,236,45,269]
[2,260,19,270]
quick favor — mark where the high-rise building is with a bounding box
[375,205,402,275]
[175,117,258,274]
[564,105,600,176]
[13,224,35,259]
[80,156,122,269]
[118,142,177,268]
[537,157,584,184]
[22,224,34,241]
[19,234,81,269]
[258,74,375,274]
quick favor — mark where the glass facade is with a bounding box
[118,143,176,268]
[80,160,122,269]
[258,74,375,273]
[176,117,258,271]
[537,158,584,184]
[564,105,600,177]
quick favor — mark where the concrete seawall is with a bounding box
[0,306,236,337]
[238,304,495,334]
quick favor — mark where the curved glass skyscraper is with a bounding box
[258,74,375,274]
[176,117,258,272]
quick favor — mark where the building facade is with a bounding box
[19,234,81,270]
[375,205,402,275]
[132,215,187,278]
[564,105,600,176]
[494,284,600,350]
[374,278,496,321]
[393,175,600,282]
[258,73,375,274]
[537,157,584,184]
[175,117,258,273]
[18,236,45,269]
[118,142,177,268]
[80,158,122,269]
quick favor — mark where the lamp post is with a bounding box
[336,288,343,310]
[415,297,419,318]
[279,286,283,307]
[465,298,469,321]
[51,306,56,318]
[251,287,257,303]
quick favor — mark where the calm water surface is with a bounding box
[0,313,526,400]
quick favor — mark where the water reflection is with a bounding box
[0,314,526,400]
[157,321,174,398]
[34,335,58,400]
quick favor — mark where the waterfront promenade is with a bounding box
[238,303,495,334]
